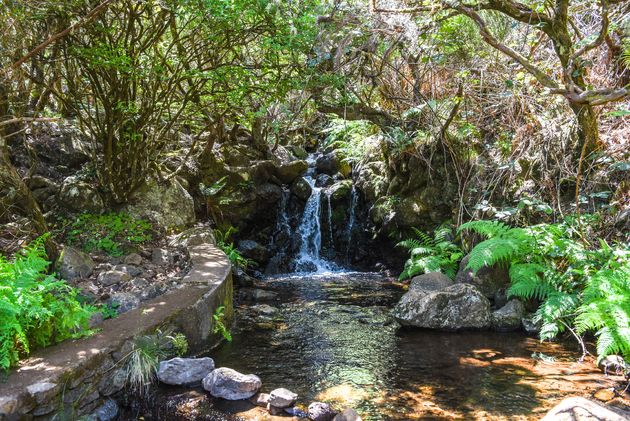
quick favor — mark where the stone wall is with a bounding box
[0,244,232,421]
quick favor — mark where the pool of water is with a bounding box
[209,272,621,420]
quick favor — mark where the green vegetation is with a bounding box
[0,237,95,372]
[64,212,153,256]
[214,227,252,269]
[397,226,463,280]
[212,306,232,343]
[459,218,630,363]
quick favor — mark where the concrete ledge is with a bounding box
[0,244,232,421]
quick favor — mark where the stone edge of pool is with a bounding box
[0,243,233,420]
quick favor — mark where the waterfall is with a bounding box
[345,186,359,261]
[326,191,334,248]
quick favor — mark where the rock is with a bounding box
[110,292,140,313]
[59,176,104,213]
[521,314,540,335]
[285,407,308,417]
[202,367,262,400]
[233,267,255,287]
[598,355,626,375]
[250,393,270,407]
[409,272,452,291]
[130,278,149,289]
[123,253,143,266]
[89,312,104,328]
[97,270,131,286]
[152,248,173,265]
[26,382,59,405]
[276,160,308,183]
[292,177,313,201]
[124,178,195,229]
[316,174,334,188]
[250,304,281,318]
[455,254,510,299]
[113,264,143,277]
[157,357,215,386]
[90,399,119,421]
[308,402,336,421]
[491,299,526,332]
[593,388,616,402]
[392,284,491,330]
[169,226,216,248]
[267,404,285,415]
[286,144,308,159]
[268,388,298,408]
[238,240,270,263]
[328,180,353,203]
[333,408,363,421]
[316,152,350,177]
[256,183,283,206]
[57,246,95,281]
[540,396,630,421]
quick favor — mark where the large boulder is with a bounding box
[157,357,215,386]
[316,152,351,177]
[268,388,298,408]
[124,178,195,229]
[491,299,526,332]
[409,272,452,291]
[291,177,313,201]
[276,160,308,184]
[392,283,491,330]
[202,367,262,400]
[327,180,353,204]
[454,254,510,299]
[59,176,104,213]
[540,397,630,421]
[238,240,270,264]
[56,246,95,281]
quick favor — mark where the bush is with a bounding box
[214,227,252,269]
[0,237,95,372]
[64,212,153,256]
[397,225,463,280]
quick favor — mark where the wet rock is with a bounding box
[333,408,363,421]
[268,388,298,408]
[292,176,313,200]
[110,292,140,313]
[113,264,143,277]
[202,367,262,400]
[328,180,353,203]
[250,392,270,407]
[267,404,285,415]
[238,240,270,264]
[316,152,350,177]
[540,396,630,421]
[256,183,284,205]
[152,248,173,265]
[454,254,510,299]
[316,174,334,188]
[124,178,194,229]
[409,272,452,291]
[57,246,95,280]
[521,314,540,335]
[250,304,281,318]
[233,267,256,287]
[593,388,616,402]
[59,176,104,213]
[97,270,132,286]
[285,407,308,417]
[308,402,336,421]
[491,299,525,332]
[169,226,216,248]
[123,253,143,266]
[89,399,119,421]
[157,357,215,386]
[598,355,626,376]
[392,284,491,330]
[240,288,279,302]
[276,160,308,183]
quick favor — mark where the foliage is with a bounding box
[64,212,152,256]
[0,236,95,372]
[214,227,252,269]
[99,302,119,320]
[167,332,189,357]
[459,217,630,363]
[322,117,379,164]
[212,305,232,342]
[397,225,463,280]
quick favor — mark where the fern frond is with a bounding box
[458,220,510,238]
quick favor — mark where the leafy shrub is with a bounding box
[322,117,379,164]
[212,306,232,342]
[65,212,153,256]
[0,237,95,371]
[214,227,252,269]
[397,225,463,280]
[459,217,630,364]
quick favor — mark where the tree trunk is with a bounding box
[568,102,600,158]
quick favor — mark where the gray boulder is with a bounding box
[308,402,336,421]
[124,178,194,229]
[238,240,270,263]
[123,253,143,266]
[110,292,140,314]
[409,272,452,291]
[57,246,95,281]
[540,396,630,421]
[491,299,526,332]
[113,264,143,277]
[333,408,363,421]
[157,357,215,386]
[169,226,216,248]
[292,177,313,201]
[152,248,173,265]
[455,254,510,299]
[58,176,104,213]
[276,160,308,183]
[268,388,298,408]
[97,270,131,286]
[392,284,491,330]
[202,367,262,400]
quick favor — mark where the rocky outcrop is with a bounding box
[454,254,510,300]
[59,176,104,213]
[409,272,452,291]
[124,178,195,229]
[56,246,95,281]
[491,299,525,331]
[392,283,491,330]
[157,357,215,386]
[202,367,262,400]
[540,397,630,421]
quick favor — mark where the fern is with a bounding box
[397,225,463,280]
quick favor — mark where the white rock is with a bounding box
[268,388,298,408]
[202,367,261,400]
[157,357,215,386]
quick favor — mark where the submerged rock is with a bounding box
[202,367,262,400]
[308,402,336,421]
[268,388,298,408]
[333,408,363,421]
[491,299,525,332]
[540,396,629,421]
[157,357,215,386]
[392,284,491,330]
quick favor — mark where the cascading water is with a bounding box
[345,185,359,262]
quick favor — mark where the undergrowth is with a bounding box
[397,225,463,280]
[0,236,95,372]
[214,227,252,269]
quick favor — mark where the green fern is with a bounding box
[397,225,463,280]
